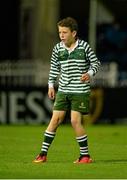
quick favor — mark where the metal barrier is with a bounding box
[91,62,118,87]
[0,60,50,87]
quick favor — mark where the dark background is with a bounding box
[0,0,20,60]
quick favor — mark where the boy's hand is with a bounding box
[80,73,90,82]
[48,87,55,100]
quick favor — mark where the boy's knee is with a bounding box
[71,119,79,127]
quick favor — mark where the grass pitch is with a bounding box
[0,124,127,179]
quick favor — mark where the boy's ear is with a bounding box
[72,30,77,37]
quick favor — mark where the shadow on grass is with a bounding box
[36,159,127,164]
[95,159,127,164]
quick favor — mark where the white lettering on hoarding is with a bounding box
[0,90,52,124]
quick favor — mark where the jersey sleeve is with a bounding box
[85,42,101,76]
[48,45,60,87]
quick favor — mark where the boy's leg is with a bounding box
[33,111,66,163]
[33,92,68,163]
[71,110,93,163]
[33,130,56,163]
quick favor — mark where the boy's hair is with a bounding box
[57,17,78,32]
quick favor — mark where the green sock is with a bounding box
[40,130,56,155]
[76,135,89,156]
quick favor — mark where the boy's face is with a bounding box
[58,26,77,47]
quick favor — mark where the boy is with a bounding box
[33,17,100,163]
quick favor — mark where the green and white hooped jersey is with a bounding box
[48,39,101,93]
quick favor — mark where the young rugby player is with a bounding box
[33,17,101,163]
